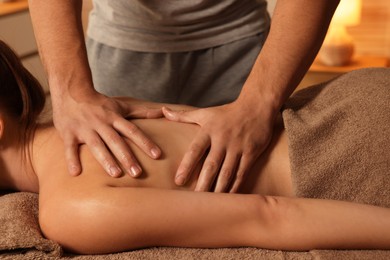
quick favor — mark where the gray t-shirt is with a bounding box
[87,0,269,52]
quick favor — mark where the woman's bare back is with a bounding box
[33,117,292,196]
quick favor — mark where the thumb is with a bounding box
[162,107,200,124]
[118,98,163,119]
[129,107,164,119]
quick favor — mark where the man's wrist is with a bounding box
[49,73,96,102]
[236,80,282,121]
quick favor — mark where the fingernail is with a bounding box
[151,148,160,158]
[109,166,121,177]
[176,175,186,186]
[164,109,174,118]
[69,165,80,176]
[130,166,141,177]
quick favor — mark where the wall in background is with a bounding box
[266,0,276,16]
[349,0,390,57]
[267,0,390,58]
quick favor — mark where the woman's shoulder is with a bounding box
[35,118,199,200]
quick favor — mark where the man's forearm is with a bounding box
[239,0,339,113]
[29,0,94,97]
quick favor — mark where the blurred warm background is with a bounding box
[0,0,389,93]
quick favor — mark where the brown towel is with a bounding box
[0,68,389,259]
[0,192,62,257]
[283,68,390,207]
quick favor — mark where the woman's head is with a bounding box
[0,40,45,140]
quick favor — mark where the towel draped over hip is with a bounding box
[283,68,390,207]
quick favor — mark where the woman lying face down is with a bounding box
[0,40,389,254]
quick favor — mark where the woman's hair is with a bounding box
[0,39,46,144]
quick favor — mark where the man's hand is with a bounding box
[29,0,165,178]
[159,0,339,193]
[52,91,163,177]
[162,99,275,193]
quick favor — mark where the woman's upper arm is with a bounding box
[39,184,390,254]
[39,186,269,254]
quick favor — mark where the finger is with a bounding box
[128,107,164,119]
[175,133,211,186]
[113,118,161,159]
[213,152,240,193]
[195,148,225,192]
[85,131,123,178]
[229,153,254,193]
[64,138,82,176]
[98,126,142,177]
[162,107,200,124]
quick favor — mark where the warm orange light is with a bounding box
[331,0,362,26]
[318,0,362,66]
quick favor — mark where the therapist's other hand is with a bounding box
[52,90,163,178]
[162,99,275,193]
